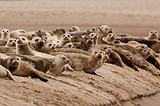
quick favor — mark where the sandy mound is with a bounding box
[1,61,160,106]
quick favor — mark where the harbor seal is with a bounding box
[5,38,16,47]
[1,29,10,41]
[0,56,49,82]
[16,36,55,58]
[147,30,158,40]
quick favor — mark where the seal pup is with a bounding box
[1,29,10,41]
[147,30,158,40]
[5,38,16,47]
[40,42,56,54]
[89,33,98,45]
[105,33,117,42]
[29,37,45,51]
[60,33,72,46]
[48,54,70,75]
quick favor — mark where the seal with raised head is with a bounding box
[147,30,158,40]
[16,36,55,58]
[5,38,16,47]
[1,29,10,41]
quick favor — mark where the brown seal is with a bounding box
[0,56,49,82]
[5,38,16,47]
[147,30,158,40]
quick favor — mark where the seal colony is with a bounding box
[0,26,160,82]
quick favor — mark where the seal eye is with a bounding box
[49,61,53,64]
[144,49,147,52]
[100,51,102,53]
[91,34,94,36]
[35,39,39,42]
[85,38,88,40]
[49,44,52,46]
[67,35,70,38]
[14,40,16,42]
[2,30,4,32]
[62,57,66,60]
[38,30,41,33]
[17,58,19,60]
[151,31,153,34]
[63,35,65,37]
[69,45,72,48]
[32,34,34,37]
[155,32,157,34]
[126,54,129,56]
[10,40,12,42]
[109,34,111,37]
[53,44,56,46]
[7,30,9,33]
[57,41,59,43]
[95,52,97,54]
[22,38,25,41]
[75,37,78,39]
[91,38,93,40]
[142,46,144,48]
[45,37,47,39]
[11,59,14,62]
[104,47,107,49]
[92,28,95,31]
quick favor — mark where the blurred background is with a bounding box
[0,0,159,36]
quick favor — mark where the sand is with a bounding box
[0,0,160,106]
[0,0,160,36]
